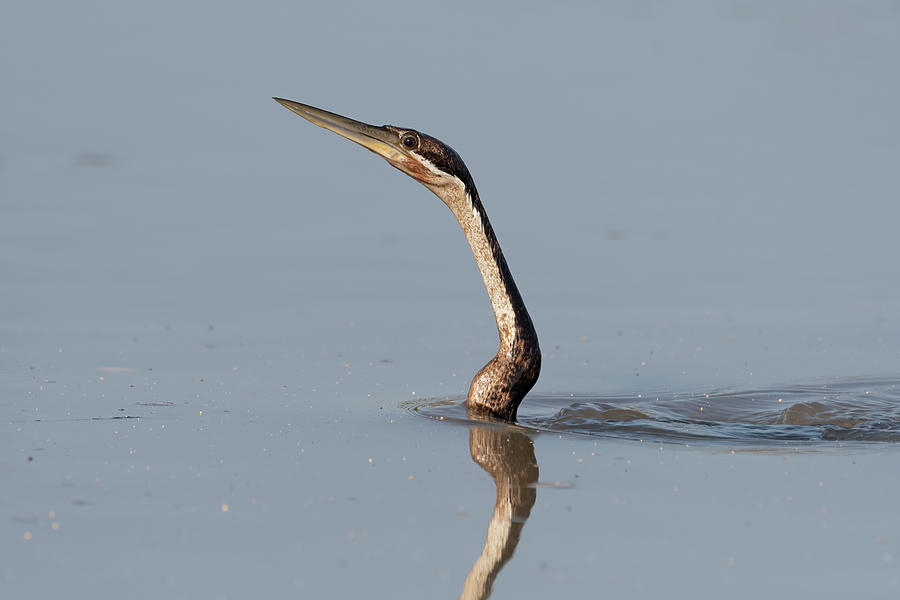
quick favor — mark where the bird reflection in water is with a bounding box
[459,413,539,600]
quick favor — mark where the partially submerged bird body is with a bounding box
[274,98,540,420]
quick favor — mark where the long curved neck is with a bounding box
[455,189,535,349]
[436,181,541,419]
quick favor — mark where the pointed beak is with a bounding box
[273,97,405,162]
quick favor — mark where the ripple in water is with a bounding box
[406,377,900,444]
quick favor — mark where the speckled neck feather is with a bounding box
[434,176,541,420]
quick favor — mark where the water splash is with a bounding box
[406,377,900,444]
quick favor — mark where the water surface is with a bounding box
[412,377,900,443]
[3,2,900,599]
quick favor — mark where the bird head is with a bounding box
[274,97,472,197]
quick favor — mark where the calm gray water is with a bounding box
[3,1,900,598]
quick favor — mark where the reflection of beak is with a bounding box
[273,97,407,163]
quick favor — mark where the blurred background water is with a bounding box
[2,1,900,598]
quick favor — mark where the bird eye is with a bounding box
[401,133,418,149]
